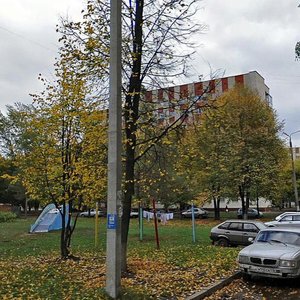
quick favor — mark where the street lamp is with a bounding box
[283,131,300,211]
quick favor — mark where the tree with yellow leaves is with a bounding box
[18,58,108,258]
[135,130,194,210]
[58,0,210,270]
[180,86,287,219]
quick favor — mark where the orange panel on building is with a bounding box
[194,82,203,96]
[168,87,174,101]
[196,100,204,108]
[158,89,163,100]
[222,78,228,92]
[180,104,188,110]
[169,116,175,123]
[235,75,244,85]
[209,80,215,93]
[145,91,152,102]
[180,84,189,98]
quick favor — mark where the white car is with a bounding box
[79,209,104,217]
[265,212,300,227]
[181,208,208,219]
[275,211,298,220]
[238,227,300,278]
[237,208,263,219]
[130,209,139,218]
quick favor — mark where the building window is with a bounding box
[265,92,273,106]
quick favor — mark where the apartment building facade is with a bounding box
[293,147,300,160]
[144,71,272,125]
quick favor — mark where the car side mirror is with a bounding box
[248,237,254,243]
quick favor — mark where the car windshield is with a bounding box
[256,230,300,246]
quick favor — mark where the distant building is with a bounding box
[144,71,272,125]
[203,198,272,211]
[0,203,12,212]
[292,147,300,160]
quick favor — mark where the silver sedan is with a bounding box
[238,227,300,278]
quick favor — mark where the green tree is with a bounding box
[277,158,300,208]
[223,87,287,219]
[181,86,287,219]
[0,156,20,205]
[0,103,35,209]
[0,103,34,158]
[178,114,231,219]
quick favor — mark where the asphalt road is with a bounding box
[206,276,300,300]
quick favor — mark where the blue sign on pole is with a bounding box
[107,214,117,229]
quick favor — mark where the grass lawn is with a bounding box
[0,212,277,299]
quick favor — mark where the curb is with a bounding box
[186,271,242,300]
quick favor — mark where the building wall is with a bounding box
[145,71,270,102]
[244,71,272,104]
[144,71,271,126]
[293,147,300,160]
[0,203,12,212]
[202,197,272,210]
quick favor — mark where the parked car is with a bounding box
[79,209,104,217]
[265,212,300,227]
[237,208,263,219]
[238,227,300,278]
[210,219,266,247]
[130,208,139,218]
[275,211,298,220]
[181,208,208,219]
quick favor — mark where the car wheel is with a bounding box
[216,238,229,247]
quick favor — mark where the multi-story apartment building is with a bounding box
[144,71,272,125]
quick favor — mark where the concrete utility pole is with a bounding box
[105,0,122,298]
[283,131,300,211]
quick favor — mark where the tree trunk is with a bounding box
[60,203,69,258]
[239,185,247,220]
[121,0,144,272]
[121,154,134,271]
[256,191,260,214]
[60,202,74,258]
[213,196,220,220]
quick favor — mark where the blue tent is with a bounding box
[30,203,69,233]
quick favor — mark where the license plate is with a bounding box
[249,265,279,274]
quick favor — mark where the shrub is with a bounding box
[0,211,17,223]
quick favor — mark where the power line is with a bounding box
[0,25,58,53]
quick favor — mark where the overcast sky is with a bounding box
[0,0,300,145]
